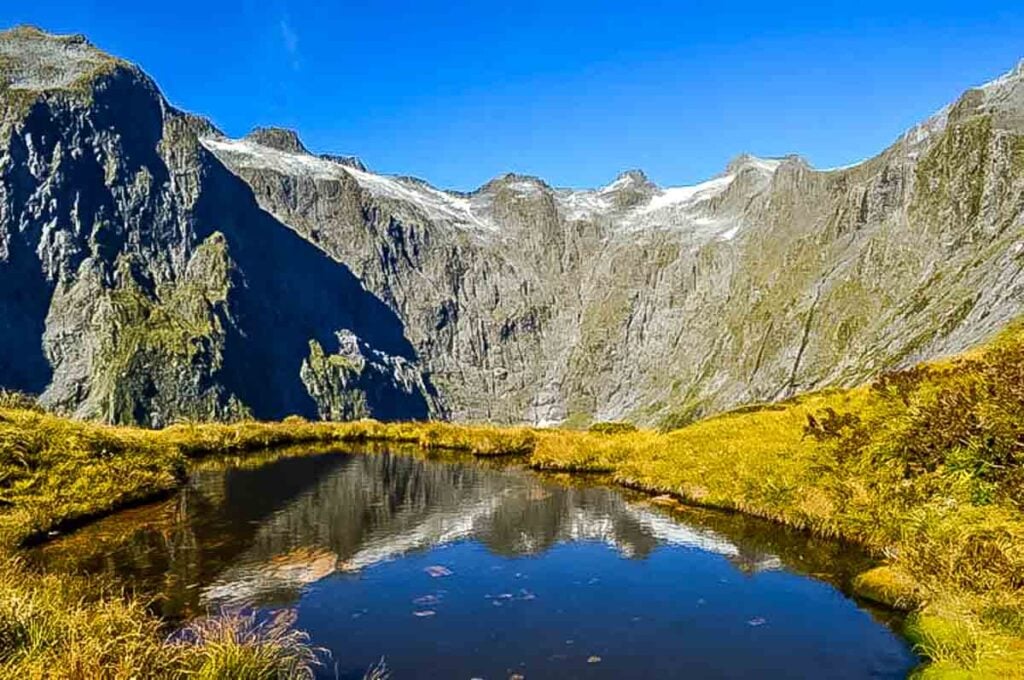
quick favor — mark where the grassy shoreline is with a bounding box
[3,325,1024,676]
[0,411,538,677]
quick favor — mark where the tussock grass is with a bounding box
[0,555,176,677]
[177,610,323,679]
[0,555,326,678]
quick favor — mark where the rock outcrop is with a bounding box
[3,27,1023,427]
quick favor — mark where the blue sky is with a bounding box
[3,1,1023,190]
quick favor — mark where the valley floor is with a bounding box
[3,324,1024,677]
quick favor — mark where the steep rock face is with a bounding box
[2,27,1023,427]
[205,64,1024,427]
[0,27,436,425]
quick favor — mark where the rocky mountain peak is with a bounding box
[725,154,796,176]
[606,169,652,188]
[244,127,309,154]
[319,153,367,171]
[903,57,1024,146]
[4,24,88,44]
[598,169,658,209]
[482,173,551,195]
[0,25,125,96]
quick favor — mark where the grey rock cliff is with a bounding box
[0,26,437,425]
[2,27,1023,427]
[203,73,1024,428]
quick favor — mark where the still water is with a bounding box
[33,448,916,679]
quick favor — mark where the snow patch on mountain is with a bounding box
[204,134,780,243]
[978,58,1024,93]
[201,136,498,232]
[641,175,735,214]
[555,189,613,221]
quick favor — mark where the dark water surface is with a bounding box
[32,448,916,679]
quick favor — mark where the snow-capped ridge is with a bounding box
[204,131,782,241]
[978,58,1024,92]
[818,158,870,173]
[898,56,1024,152]
[200,135,498,232]
[600,169,655,194]
[320,153,367,171]
[726,154,785,175]
[479,173,553,196]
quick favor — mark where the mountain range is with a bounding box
[2,25,1023,427]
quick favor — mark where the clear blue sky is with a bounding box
[3,1,1023,190]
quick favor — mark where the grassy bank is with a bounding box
[0,410,536,550]
[3,325,1024,676]
[0,404,534,677]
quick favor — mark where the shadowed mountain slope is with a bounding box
[0,27,435,425]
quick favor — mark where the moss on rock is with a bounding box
[852,566,920,610]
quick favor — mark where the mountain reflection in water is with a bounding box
[32,449,915,679]
[36,450,788,615]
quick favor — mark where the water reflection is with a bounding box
[33,448,916,679]
[37,448,874,620]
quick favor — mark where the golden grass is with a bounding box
[0,555,326,678]
[0,407,186,550]
[177,610,323,679]
[0,555,177,678]
[852,566,921,610]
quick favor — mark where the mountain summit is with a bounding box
[2,27,1024,427]
[244,127,309,154]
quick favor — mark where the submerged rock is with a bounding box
[424,565,453,578]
